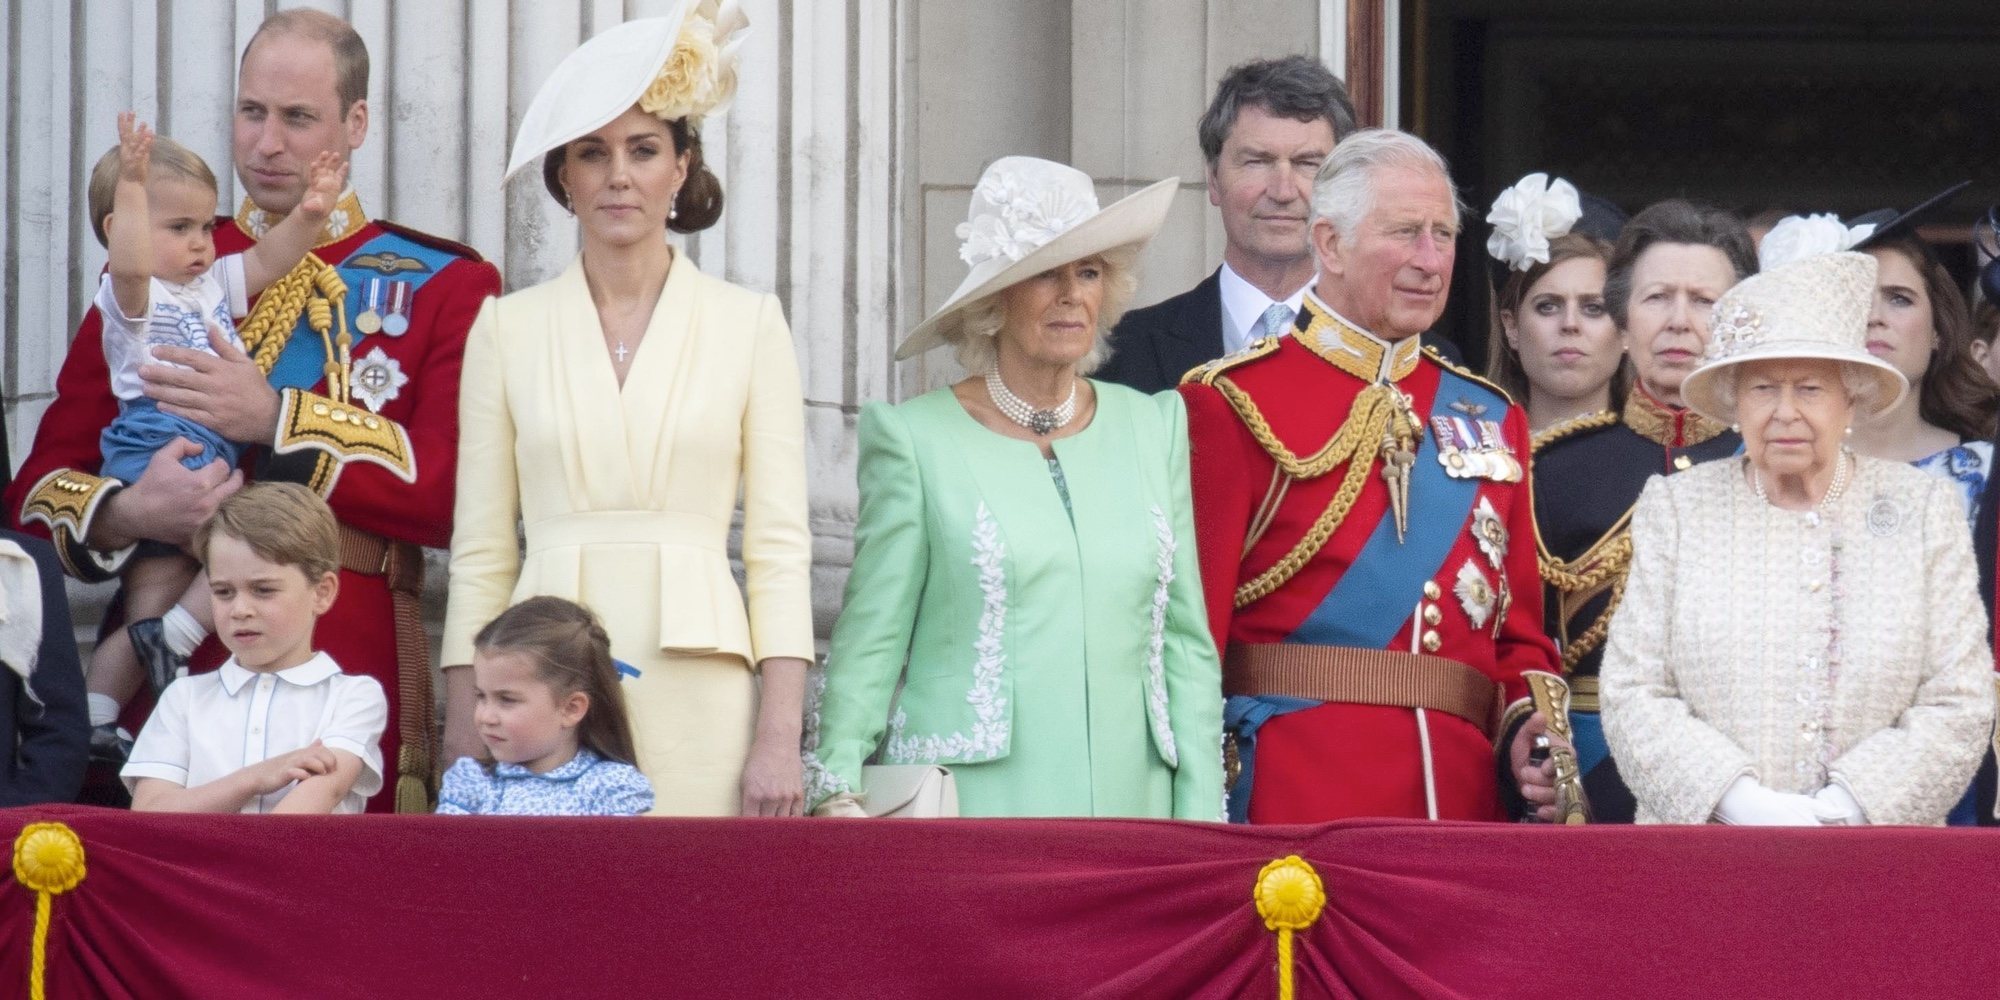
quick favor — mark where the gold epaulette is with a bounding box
[1421,345,1519,408]
[1180,336,1282,387]
[1531,410,1620,454]
[19,469,129,581]
[273,388,418,490]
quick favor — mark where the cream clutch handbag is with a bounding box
[860,764,959,818]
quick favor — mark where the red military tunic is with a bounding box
[1180,293,1556,823]
[7,194,499,811]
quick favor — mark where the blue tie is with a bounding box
[1253,302,1295,342]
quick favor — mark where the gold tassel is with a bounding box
[1255,855,1326,1000]
[13,822,86,1000]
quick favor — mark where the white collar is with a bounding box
[219,651,342,695]
[1218,261,1311,350]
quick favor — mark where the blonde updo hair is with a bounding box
[944,245,1142,376]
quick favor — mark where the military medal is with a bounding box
[1432,415,1487,479]
[1454,560,1495,629]
[381,281,412,336]
[355,278,385,335]
[1471,497,1508,569]
[1476,419,1523,482]
[351,346,409,412]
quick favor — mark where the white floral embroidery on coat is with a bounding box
[885,502,1011,764]
[1145,505,1179,767]
[798,662,851,807]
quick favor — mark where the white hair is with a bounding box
[1308,128,1464,241]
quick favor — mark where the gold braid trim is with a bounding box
[1531,410,1620,454]
[1558,574,1628,675]
[1232,384,1398,607]
[1213,375,1393,480]
[239,254,331,375]
[1540,518,1635,674]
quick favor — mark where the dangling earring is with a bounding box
[669,188,682,221]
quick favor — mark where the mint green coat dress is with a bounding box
[805,383,1225,819]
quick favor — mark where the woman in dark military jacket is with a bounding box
[1491,195,1757,821]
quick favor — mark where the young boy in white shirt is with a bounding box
[81,112,347,759]
[122,482,386,814]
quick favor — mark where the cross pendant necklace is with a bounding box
[614,341,631,365]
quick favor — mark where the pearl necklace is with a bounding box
[985,369,1077,436]
[1752,450,1851,512]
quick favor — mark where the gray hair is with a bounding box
[1197,56,1358,166]
[1308,129,1463,242]
[947,247,1142,376]
[1715,360,1881,421]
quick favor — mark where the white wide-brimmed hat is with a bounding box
[894,157,1177,361]
[502,1,747,185]
[1681,251,1907,424]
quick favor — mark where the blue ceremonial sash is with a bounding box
[1569,709,1610,776]
[266,231,456,391]
[1223,694,1318,823]
[1284,367,1504,648]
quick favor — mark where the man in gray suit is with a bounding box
[1098,56,1355,393]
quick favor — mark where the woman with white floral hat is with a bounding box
[443,3,819,817]
[804,158,1225,819]
[1601,251,1994,826]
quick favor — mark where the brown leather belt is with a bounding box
[1225,643,1502,738]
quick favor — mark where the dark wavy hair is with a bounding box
[473,597,639,769]
[1197,55,1357,166]
[1868,236,1999,442]
[1484,231,1627,411]
[542,115,724,234]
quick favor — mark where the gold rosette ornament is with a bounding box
[1254,855,1326,1000]
[639,0,748,125]
[13,822,87,1000]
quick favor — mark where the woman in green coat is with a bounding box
[807,157,1224,819]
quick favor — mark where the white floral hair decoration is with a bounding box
[955,164,1099,268]
[638,0,748,127]
[1756,213,1877,272]
[1485,173,1583,271]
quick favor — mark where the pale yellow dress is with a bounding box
[444,252,815,816]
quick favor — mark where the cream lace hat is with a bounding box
[895,157,1177,361]
[502,1,747,185]
[1681,251,1907,424]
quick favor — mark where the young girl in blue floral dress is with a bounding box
[436,597,653,816]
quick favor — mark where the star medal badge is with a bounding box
[1454,560,1495,630]
[351,346,409,413]
[381,281,413,336]
[355,277,385,335]
[1471,496,1508,569]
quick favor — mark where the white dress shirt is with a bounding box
[1217,261,1311,356]
[123,651,388,813]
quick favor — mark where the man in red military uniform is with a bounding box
[1181,129,1567,823]
[6,10,498,812]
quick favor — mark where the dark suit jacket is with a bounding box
[1099,268,1466,395]
[1098,269,1225,395]
[0,531,88,805]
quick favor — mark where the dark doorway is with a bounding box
[1410,0,2000,367]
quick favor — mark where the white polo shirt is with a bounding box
[123,652,388,814]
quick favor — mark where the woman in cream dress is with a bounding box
[1600,251,1994,826]
[443,7,815,816]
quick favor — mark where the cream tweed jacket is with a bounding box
[1601,455,1995,825]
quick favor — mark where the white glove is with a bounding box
[811,792,868,818]
[1713,775,1825,826]
[1811,783,1866,826]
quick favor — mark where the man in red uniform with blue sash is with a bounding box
[1182,130,1568,823]
[6,10,498,811]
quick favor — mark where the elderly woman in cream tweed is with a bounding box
[1600,251,1995,826]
